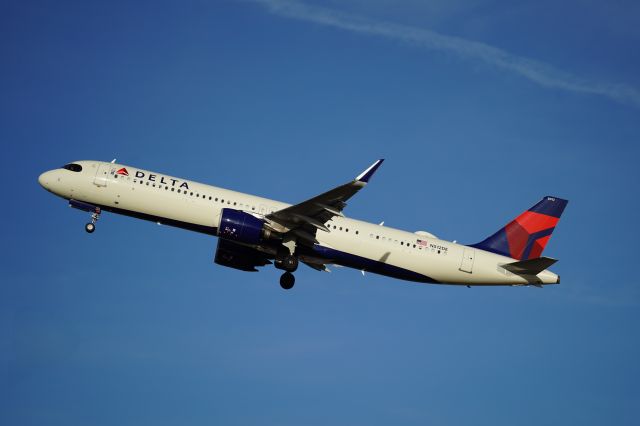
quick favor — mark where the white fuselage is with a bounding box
[38,161,559,286]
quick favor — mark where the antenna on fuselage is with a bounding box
[110,158,116,163]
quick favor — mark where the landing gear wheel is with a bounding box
[81,206,100,234]
[280,272,295,290]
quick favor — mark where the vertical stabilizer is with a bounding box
[471,196,568,260]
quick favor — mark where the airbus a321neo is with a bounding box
[39,160,567,290]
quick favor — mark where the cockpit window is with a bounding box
[62,163,82,172]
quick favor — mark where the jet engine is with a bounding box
[217,208,275,244]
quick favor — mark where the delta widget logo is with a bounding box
[116,168,129,176]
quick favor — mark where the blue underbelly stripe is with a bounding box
[307,245,438,284]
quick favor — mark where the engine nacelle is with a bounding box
[218,208,271,244]
[214,239,271,272]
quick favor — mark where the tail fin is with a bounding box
[471,196,568,260]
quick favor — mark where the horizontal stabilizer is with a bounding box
[502,256,557,276]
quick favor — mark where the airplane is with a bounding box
[38,159,567,290]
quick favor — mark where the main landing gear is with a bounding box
[275,255,298,290]
[85,207,101,233]
[280,272,295,290]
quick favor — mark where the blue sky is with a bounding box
[2,0,639,424]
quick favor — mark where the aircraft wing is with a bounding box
[266,159,384,244]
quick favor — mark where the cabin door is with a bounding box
[94,163,111,187]
[459,248,475,273]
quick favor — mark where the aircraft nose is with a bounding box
[38,171,53,189]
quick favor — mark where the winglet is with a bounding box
[355,159,384,183]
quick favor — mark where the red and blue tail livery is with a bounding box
[472,196,568,260]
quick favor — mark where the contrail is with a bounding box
[249,0,640,107]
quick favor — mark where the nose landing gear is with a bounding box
[69,200,102,234]
[81,206,101,233]
[85,208,100,233]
